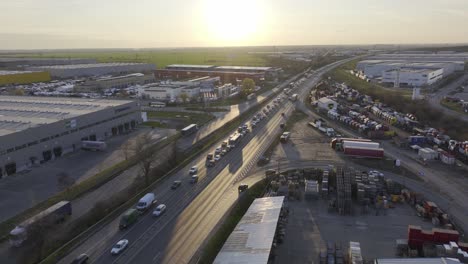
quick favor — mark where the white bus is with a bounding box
[150,101,166,108]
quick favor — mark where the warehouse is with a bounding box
[140,82,200,101]
[369,53,468,62]
[0,96,141,177]
[0,70,51,85]
[28,63,156,79]
[74,73,156,92]
[357,60,463,78]
[382,68,444,87]
[0,58,96,69]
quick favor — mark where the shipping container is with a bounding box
[343,141,380,150]
[343,147,384,158]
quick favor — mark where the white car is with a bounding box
[111,239,129,255]
[215,146,222,155]
[153,204,166,216]
[214,155,221,161]
[189,166,197,175]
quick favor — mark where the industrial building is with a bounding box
[0,58,96,69]
[356,60,464,78]
[0,96,140,177]
[0,71,51,85]
[155,64,282,83]
[74,73,156,92]
[214,196,285,264]
[28,63,156,79]
[382,68,444,87]
[369,53,468,62]
[139,76,221,101]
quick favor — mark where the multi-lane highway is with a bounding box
[58,58,354,264]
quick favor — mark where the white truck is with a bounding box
[136,193,156,212]
[308,119,335,137]
[290,94,298,101]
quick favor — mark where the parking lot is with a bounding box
[0,127,175,222]
[271,119,342,163]
[273,198,434,263]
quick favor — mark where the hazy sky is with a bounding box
[1,0,467,49]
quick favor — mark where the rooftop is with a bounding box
[31,62,154,70]
[214,196,284,264]
[166,64,215,69]
[0,96,132,137]
[386,68,439,74]
[0,57,92,63]
[0,70,42,76]
[95,73,146,82]
[215,66,273,71]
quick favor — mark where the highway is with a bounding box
[427,73,468,122]
[57,58,353,264]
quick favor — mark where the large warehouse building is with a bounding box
[0,58,96,69]
[27,62,156,79]
[74,73,156,92]
[356,60,464,78]
[155,64,282,83]
[382,68,444,87]
[0,70,51,85]
[0,96,141,177]
[369,53,468,62]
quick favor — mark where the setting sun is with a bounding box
[203,0,263,45]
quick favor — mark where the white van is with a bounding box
[136,193,156,211]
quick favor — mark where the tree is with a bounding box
[240,78,255,98]
[10,88,25,96]
[121,140,133,161]
[134,133,157,186]
[179,92,189,104]
[56,172,75,194]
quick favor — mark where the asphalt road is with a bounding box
[57,58,355,264]
[427,73,468,122]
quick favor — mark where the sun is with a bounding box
[203,0,262,45]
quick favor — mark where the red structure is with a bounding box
[408,225,460,249]
[155,69,265,83]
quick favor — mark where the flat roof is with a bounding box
[0,96,133,137]
[0,58,91,62]
[166,64,215,69]
[376,258,460,264]
[0,70,42,76]
[216,66,273,71]
[214,196,284,264]
[386,68,439,74]
[32,63,153,70]
[95,73,145,82]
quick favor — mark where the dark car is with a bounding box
[171,180,182,189]
[238,184,248,193]
[280,123,285,129]
[71,254,89,264]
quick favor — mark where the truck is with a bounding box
[9,201,72,247]
[136,193,156,212]
[343,147,384,159]
[119,208,139,229]
[342,140,380,150]
[81,140,107,151]
[308,120,335,137]
[229,133,242,148]
[181,124,198,136]
[206,153,214,167]
[330,138,372,150]
[290,94,298,101]
[247,93,256,100]
[408,135,426,146]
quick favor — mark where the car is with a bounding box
[280,132,291,142]
[221,149,227,156]
[111,239,129,255]
[152,204,166,216]
[281,112,285,117]
[171,180,182,189]
[71,254,89,264]
[251,122,257,128]
[190,175,199,183]
[238,184,248,193]
[242,124,248,130]
[280,123,285,129]
[237,126,243,133]
[214,154,221,161]
[189,166,197,175]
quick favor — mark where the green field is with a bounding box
[7,49,267,69]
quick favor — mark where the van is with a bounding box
[119,209,139,229]
[136,193,156,211]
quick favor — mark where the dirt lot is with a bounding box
[273,198,434,263]
[271,119,343,163]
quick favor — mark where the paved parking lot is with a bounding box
[272,119,342,163]
[0,127,174,222]
[273,199,434,263]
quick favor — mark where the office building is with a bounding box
[382,68,444,87]
[0,71,51,85]
[28,63,156,79]
[0,96,140,177]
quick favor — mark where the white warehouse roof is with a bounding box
[214,196,284,264]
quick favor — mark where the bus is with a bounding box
[181,124,198,136]
[150,101,166,108]
[229,133,242,148]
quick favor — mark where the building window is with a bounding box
[7,148,14,153]
[15,144,27,151]
[40,137,50,142]
[28,141,38,146]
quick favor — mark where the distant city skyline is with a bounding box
[1,0,467,49]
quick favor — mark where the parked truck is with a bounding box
[343,146,384,159]
[119,208,139,229]
[330,137,373,150]
[342,140,380,150]
[308,119,335,137]
[9,201,72,247]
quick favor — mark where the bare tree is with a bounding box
[121,140,133,161]
[134,133,157,186]
[56,172,75,193]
